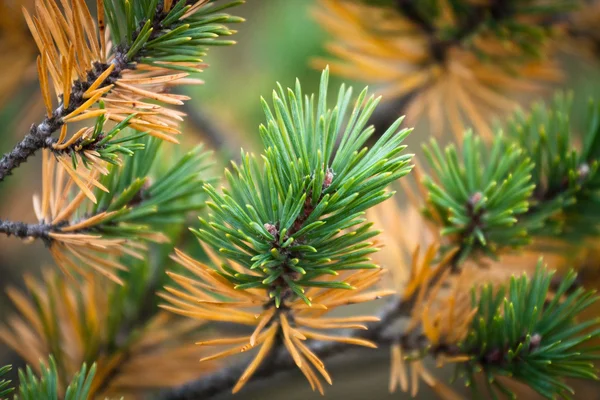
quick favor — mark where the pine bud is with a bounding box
[469,191,483,205]
[264,223,278,237]
[323,168,334,189]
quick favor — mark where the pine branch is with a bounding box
[0,219,53,242]
[0,0,240,182]
[0,59,125,182]
[157,255,445,400]
[156,297,410,400]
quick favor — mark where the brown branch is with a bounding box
[0,219,54,245]
[0,59,125,182]
[0,0,195,182]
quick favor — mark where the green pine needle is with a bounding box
[193,67,413,305]
[0,365,13,399]
[459,263,600,399]
[16,356,96,400]
[506,93,600,241]
[422,130,535,260]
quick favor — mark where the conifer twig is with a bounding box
[157,297,408,400]
[0,58,125,182]
[0,0,235,182]
[0,219,53,242]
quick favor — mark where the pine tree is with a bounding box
[1,1,600,399]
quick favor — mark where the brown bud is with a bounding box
[578,163,590,180]
[469,191,483,205]
[529,333,542,351]
[264,223,278,237]
[323,168,334,189]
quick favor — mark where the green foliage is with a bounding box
[421,93,600,265]
[194,68,413,305]
[0,365,13,399]
[16,357,95,400]
[506,94,600,240]
[103,0,244,71]
[67,111,144,167]
[78,134,214,304]
[421,131,534,262]
[459,264,600,399]
[90,135,213,237]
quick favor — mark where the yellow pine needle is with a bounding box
[281,314,304,368]
[35,2,68,58]
[196,337,252,346]
[167,273,236,300]
[172,250,261,301]
[389,344,408,393]
[96,0,106,60]
[37,54,53,118]
[74,0,100,59]
[63,245,125,285]
[64,156,109,193]
[53,126,89,149]
[410,360,420,397]
[232,322,279,394]
[321,289,396,308]
[60,211,114,232]
[62,46,75,108]
[123,124,179,143]
[50,245,85,280]
[181,0,210,21]
[250,308,275,346]
[294,317,368,330]
[123,118,181,135]
[5,288,44,336]
[290,302,328,311]
[200,326,276,364]
[82,84,114,100]
[52,190,88,224]
[119,72,190,85]
[299,330,377,348]
[198,342,253,363]
[293,336,332,385]
[62,90,105,120]
[158,304,258,325]
[83,63,115,97]
[68,245,127,272]
[41,149,53,220]
[195,299,264,307]
[1,271,217,396]
[56,157,97,203]
[71,0,90,76]
[55,125,68,146]
[165,273,236,301]
[164,251,390,393]
[297,361,320,393]
[62,108,107,123]
[163,285,215,306]
[115,81,187,105]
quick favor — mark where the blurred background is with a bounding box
[2,0,600,398]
